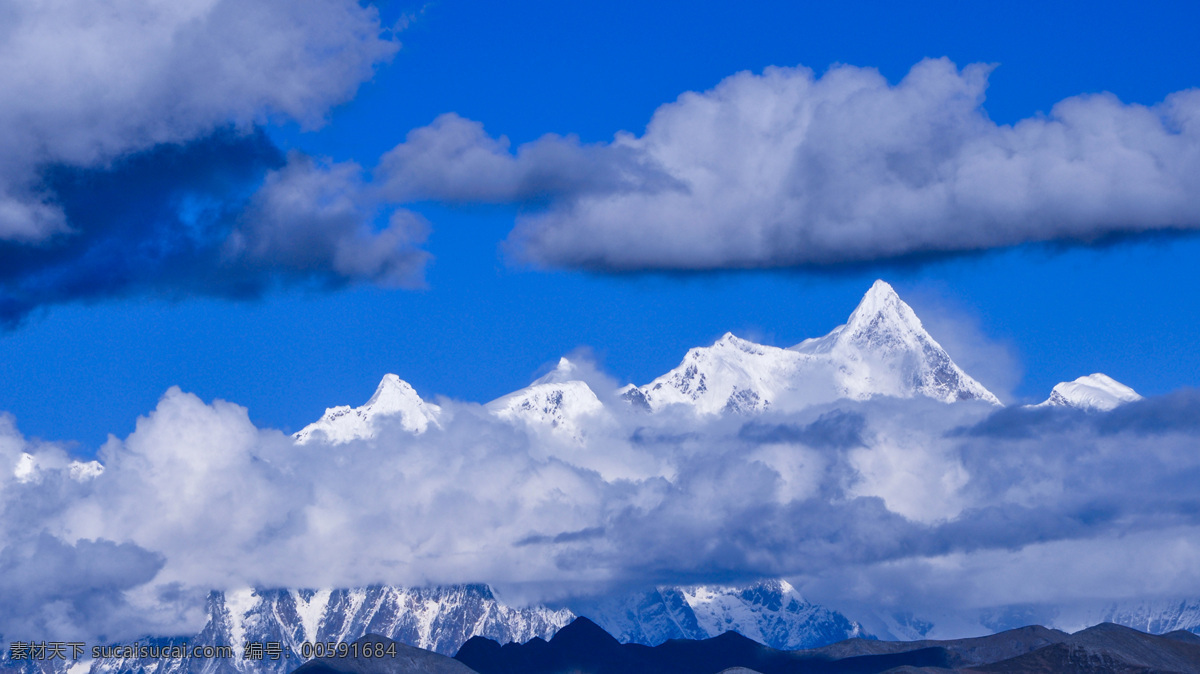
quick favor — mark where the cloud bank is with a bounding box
[5,376,1200,641]
[378,58,1200,270]
[10,42,1200,318]
[0,0,428,324]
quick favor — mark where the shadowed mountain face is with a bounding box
[453,618,1200,674]
[971,623,1200,673]
[454,617,952,674]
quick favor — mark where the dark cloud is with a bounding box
[0,131,429,325]
[739,410,867,449]
[515,527,607,547]
[950,388,1200,440]
[0,534,164,641]
[0,0,396,243]
[1096,388,1200,435]
[0,0,421,322]
[946,405,1089,439]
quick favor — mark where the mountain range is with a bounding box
[277,280,1174,654]
[4,280,1178,674]
[297,280,1128,447]
[453,616,1200,674]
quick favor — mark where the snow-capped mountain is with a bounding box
[294,374,440,445]
[631,280,999,414]
[1085,598,1200,635]
[293,281,998,441]
[791,280,999,404]
[0,582,870,674]
[627,333,810,414]
[11,451,104,483]
[51,586,571,674]
[486,358,605,441]
[1037,373,1142,411]
[581,579,868,650]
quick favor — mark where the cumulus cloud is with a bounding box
[376,113,684,203]
[5,379,1200,640]
[227,153,431,289]
[0,136,430,324]
[0,535,165,643]
[0,0,428,323]
[377,58,1200,270]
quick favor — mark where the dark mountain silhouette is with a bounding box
[455,617,950,673]
[292,634,477,674]
[453,617,1200,674]
[973,623,1200,673]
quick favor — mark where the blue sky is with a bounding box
[2,0,1200,450]
[7,0,1200,643]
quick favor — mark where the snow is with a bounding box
[68,459,105,481]
[294,374,441,445]
[224,588,259,660]
[634,280,1000,414]
[585,579,867,649]
[486,358,606,441]
[1037,373,1142,411]
[1082,597,1200,635]
[292,280,1002,443]
[293,588,331,643]
[636,333,813,414]
[13,452,37,482]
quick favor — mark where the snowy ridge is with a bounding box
[1037,373,1142,411]
[791,280,1000,404]
[294,374,440,445]
[633,280,1000,414]
[1086,598,1200,635]
[293,280,1002,444]
[582,579,868,650]
[294,281,1000,441]
[75,585,572,674]
[634,334,812,414]
[12,452,104,483]
[486,358,605,441]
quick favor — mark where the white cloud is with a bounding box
[376,113,682,204]
[0,0,396,242]
[377,58,1200,270]
[0,3,438,323]
[3,380,1200,640]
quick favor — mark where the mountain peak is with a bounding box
[366,374,421,410]
[712,332,767,354]
[861,279,901,308]
[1039,373,1141,411]
[635,280,1000,413]
[548,616,622,650]
[791,281,1000,404]
[295,374,440,444]
[533,357,581,385]
[843,280,922,337]
[487,376,604,442]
